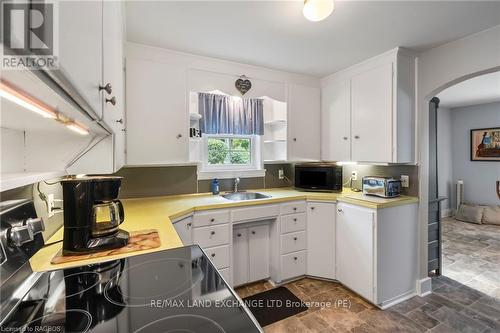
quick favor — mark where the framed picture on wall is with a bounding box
[470,127,500,161]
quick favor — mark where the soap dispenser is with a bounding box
[211,178,220,195]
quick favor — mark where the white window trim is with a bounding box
[197,134,265,180]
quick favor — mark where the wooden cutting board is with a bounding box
[51,229,161,264]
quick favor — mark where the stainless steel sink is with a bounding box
[221,192,271,201]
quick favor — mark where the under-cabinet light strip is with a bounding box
[0,80,89,136]
[65,121,90,136]
[0,80,58,119]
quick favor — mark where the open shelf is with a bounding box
[264,139,287,143]
[1,171,66,192]
[264,120,286,126]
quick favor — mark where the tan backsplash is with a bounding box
[116,164,294,198]
[342,164,419,196]
[116,163,418,198]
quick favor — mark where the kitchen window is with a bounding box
[207,136,252,166]
[199,134,263,179]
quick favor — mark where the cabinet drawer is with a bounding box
[232,205,280,223]
[280,201,306,215]
[281,213,306,234]
[281,251,306,280]
[192,224,230,248]
[204,245,230,269]
[281,231,306,254]
[193,210,230,227]
[219,268,231,285]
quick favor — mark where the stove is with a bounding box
[0,200,262,333]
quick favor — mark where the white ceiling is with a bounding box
[437,71,500,109]
[125,1,500,77]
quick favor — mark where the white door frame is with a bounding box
[417,66,500,294]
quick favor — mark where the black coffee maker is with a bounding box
[61,176,129,255]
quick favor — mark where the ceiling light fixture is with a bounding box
[65,121,89,136]
[303,0,334,22]
[0,80,58,119]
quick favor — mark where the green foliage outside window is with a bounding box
[207,137,251,165]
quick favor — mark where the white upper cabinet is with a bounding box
[321,48,416,163]
[57,0,103,118]
[321,80,351,161]
[126,58,188,165]
[351,63,393,163]
[102,0,125,171]
[288,83,321,161]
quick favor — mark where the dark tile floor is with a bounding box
[235,219,500,332]
[236,276,500,332]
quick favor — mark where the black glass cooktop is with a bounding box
[1,245,261,333]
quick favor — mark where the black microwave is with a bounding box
[294,163,343,192]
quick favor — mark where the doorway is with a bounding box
[427,71,500,301]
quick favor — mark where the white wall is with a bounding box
[450,102,500,206]
[437,107,453,216]
[416,25,500,285]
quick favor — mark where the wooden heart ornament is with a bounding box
[235,75,252,95]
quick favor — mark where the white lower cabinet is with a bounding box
[233,224,270,286]
[173,216,193,245]
[336,203,375,302]
[281,251,306,281]
[173,200,418,308]
[204,245,230,270]
[233,228,249,286]
[307,202,336,279]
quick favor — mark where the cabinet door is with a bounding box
[336,203,375,302]
[57,0,103,117]
[321,80,351,161]
[307,202,336,279]
[248,224,270,282]
[351,63,393,163]
[173,217,192,245]
[126,58,188,165]
[288,84,320,161]
[102,0,125,171]
[232,228,249,286]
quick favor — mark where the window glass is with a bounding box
[207,137,251,166]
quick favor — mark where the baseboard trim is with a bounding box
[417,277,432,296]
[441,208,453,218]
[379,290,417,309]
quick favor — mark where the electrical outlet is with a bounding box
[401,175,409,188]
[278,168,284,180]
[47,194,55,218]
[351,170,357,181]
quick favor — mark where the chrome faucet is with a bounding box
[233,177,240,193]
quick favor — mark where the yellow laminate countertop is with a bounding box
[29,188,418,272]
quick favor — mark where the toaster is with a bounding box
[362,176,402,198]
